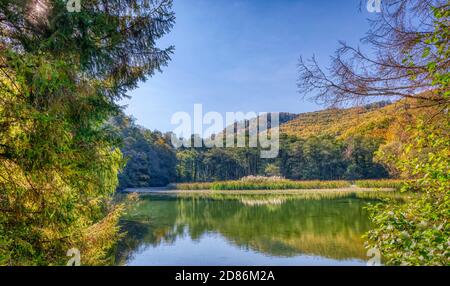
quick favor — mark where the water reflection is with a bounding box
[115,194,375,265]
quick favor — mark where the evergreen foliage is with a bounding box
[0,0,174,265]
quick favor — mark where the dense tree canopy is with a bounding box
[176,133,389,182]
[0,0,174,265]
[111,114,177,189]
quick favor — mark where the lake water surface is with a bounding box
[115,194,374,266]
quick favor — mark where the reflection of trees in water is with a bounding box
[240,197,286,207]
[114,196,184,265]
[115,195,373,264]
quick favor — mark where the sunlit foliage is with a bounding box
[0,0,174,265]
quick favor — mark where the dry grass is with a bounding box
[354,179,406,190]
[173,179,351,191]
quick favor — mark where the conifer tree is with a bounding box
[0,0,175,265]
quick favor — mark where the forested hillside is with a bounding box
[110,114,177,189]
[281,101,396,139]
[116,101,426,188]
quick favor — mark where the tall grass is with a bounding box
[173,178,351,190]
[211,180,351,190]
[169,182,215,190]
[171,189,408,202]
[354,179,406,190]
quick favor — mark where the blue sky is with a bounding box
[121,0,376,133]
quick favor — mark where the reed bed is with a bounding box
[211,180,351,190]
[170,182,215,190]
[173,177,408,191]
[171,189,407,202]
[354,179,406,190]
[173,179,351,191]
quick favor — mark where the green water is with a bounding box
[116,194,375,266]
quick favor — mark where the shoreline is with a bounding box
[122,187,395,195]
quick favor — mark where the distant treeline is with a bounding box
[175,134,389,182]
[112,112,390,189]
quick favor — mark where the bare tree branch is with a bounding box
[298,0,450,110]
